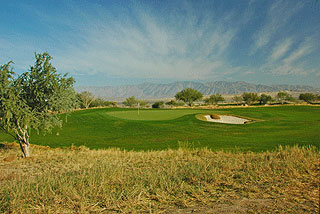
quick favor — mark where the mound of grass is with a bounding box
[0,143,319,213]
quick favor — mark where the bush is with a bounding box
[165,100,185,106]
[90,98,114,108]
[152,101,164,108]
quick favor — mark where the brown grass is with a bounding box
[0,142,319,213]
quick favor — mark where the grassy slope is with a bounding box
[0,106,319,151]
[1,143,319,213]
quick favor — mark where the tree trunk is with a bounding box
[22,143,30,158]
[15,127,31,158]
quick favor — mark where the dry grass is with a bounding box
[0,142,319,213]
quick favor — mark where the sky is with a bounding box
[0,0,319,87]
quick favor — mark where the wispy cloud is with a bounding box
[251,1,303,54]
[269,38,292,61]
[0,0,319,86]
[51,2,247,81]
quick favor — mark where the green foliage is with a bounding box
[175,88,203,106]
[259,94,273,105]
[242,92,259,105]
[204,94,225,105]
[137,100,148,107]
[0,53,76,157]
[232,95,243,105]
[122,96,147,107]
[165,100,185,106]
[77,91,95,109]
[123,96,137,107]
[90,98,115,108]
[276,91,294,104]
[299,93,316,104]
[152,101,164,108]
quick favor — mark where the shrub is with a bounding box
[152,101,164,108]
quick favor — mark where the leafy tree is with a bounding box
[152,101,164,108]
[78,91,95,109]
[204,94,225,105]
[123,96,138,107]
[299,93,316,104]
[259,94,273,105]
[175,88,203,106]
[232,95,243,105]
[242,92,259,105]
[0,53,76,157]
[276,91,294,104]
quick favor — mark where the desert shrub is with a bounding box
[152,101,164,108]
[165,100,185,106]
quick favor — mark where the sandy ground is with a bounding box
[204,115,250,124]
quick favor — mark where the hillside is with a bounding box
[75,81,319,100]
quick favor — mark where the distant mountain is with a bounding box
[75,81,319,100]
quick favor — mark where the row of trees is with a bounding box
[79,88,320,109]
[168,88,319,107]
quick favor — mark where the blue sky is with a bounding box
[0,0,319,87]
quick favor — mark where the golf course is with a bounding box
[1,105,319,152]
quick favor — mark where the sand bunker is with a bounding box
[204,115,250,124]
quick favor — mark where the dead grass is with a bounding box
[0,142,319,213]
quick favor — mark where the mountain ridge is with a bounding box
[75,81,319,100]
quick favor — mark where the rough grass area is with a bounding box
[1,143,319,213]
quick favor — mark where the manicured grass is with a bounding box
[0,106,319,152]
[106,109,208,120]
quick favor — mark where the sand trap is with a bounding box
[204,115,250,124]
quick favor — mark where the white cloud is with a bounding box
[270,38,292,61]
[251,1,303,54]
[50,3,245,82]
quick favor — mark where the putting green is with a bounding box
[106,109,210,120]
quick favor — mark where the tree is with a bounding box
[0,53,76,157]
[78,91,95,109]
[259,94,273,105]
[232,95,243,105]
[299,93,316,104]
[204,94,225,105]
[242,92,259,105]
[175,88,203,106]
[276,91,294,104]
[123,96,138,107]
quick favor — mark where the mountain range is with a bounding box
[75,81,319,100]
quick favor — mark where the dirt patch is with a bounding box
[172,199,277,213]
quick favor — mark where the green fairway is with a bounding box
[107,109,210,120]
[0,106,319,152]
